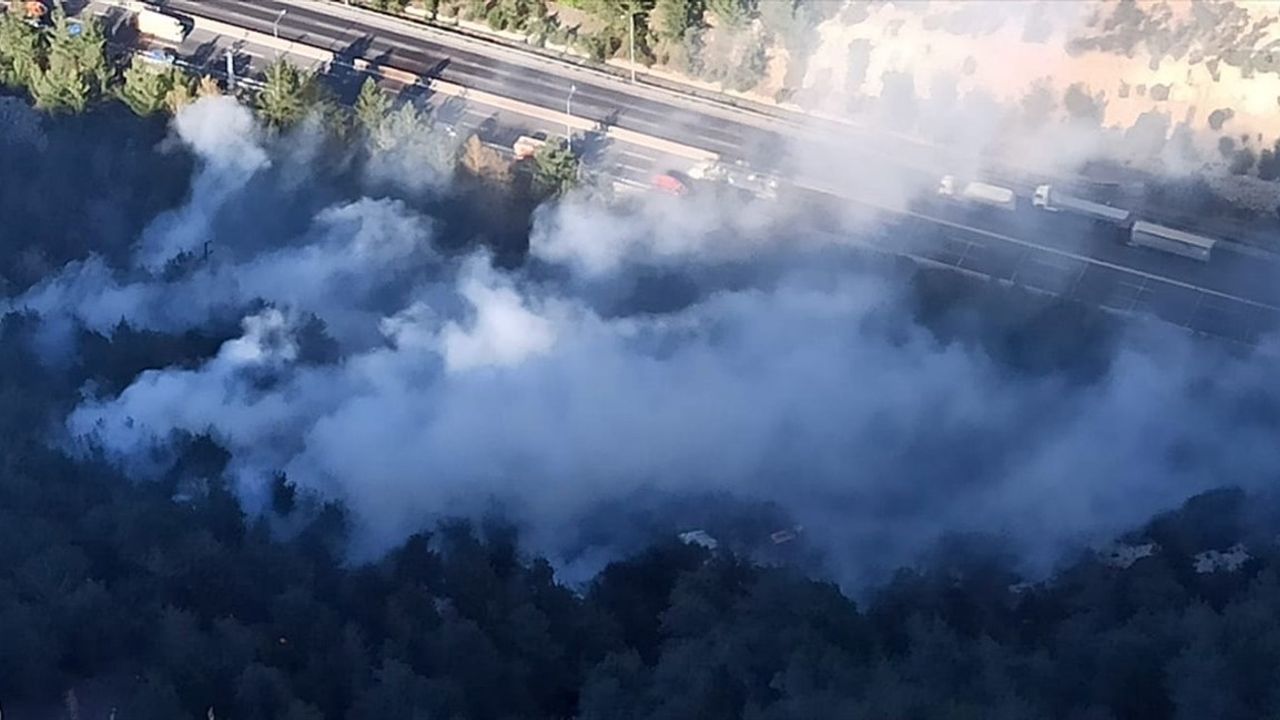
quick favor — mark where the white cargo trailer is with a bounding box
[135,8,188,43]
[512,135,547,159]
[938,175,1017,211]
[1129,221,1216,262]
[1032,184,1131,224]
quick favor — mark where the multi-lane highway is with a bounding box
[138,0,1280,344]
[157,0,787,162]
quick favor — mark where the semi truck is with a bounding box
[1032,184,1131,225]
[1128,221,1216,262]
[135,7,188,43]
[937,175,1017,211]
[1035,184,1220,262]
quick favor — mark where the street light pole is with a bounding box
[565,83,576,143]
[273,9,286,39]
[628,9,636,83]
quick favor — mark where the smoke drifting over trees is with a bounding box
[6,41,1280,716]
[1,94,1277,590]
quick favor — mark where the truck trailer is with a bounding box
[1032,184,1131,225]
[938,175,1017,211]
[512,135,547,159]
[135,7,188,43]
[1129,221,1216,262]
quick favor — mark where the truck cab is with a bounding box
[1032,184,1053,209]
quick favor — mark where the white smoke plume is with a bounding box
[12,94,1279,589]
[135,97,271,269]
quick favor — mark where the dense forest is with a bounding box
[7,6,1280,720]
[3,103,1280,719]
[5,337,1280,720]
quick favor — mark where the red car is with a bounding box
[651,173,689,196]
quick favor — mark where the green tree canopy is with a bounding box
[0,10,44,89]
[354,76,391,136]
[706,0,755,27]
[256,57,320,129]
[653,0,703,41]
[530,141,580,198]
[29,11,107,113]
[120,55,191,116]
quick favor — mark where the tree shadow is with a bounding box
[430,95,468,126]
[573,129,611,166]
[186,37,222,72]
[333,34,375,67]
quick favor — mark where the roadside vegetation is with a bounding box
[339,0,840,98]
[0,7,582,207]
[7,6,1280,720]
[2,98,1279,711]
[1,213,1279,718]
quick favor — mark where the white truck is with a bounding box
[512,135,547,159]
[688,160,779,200]
[135,7,188,43]
[938,175,1017,211]
[1128,221,1216,262]
[1032,184,1131,225]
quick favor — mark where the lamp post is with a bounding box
[273,9,286,39]
[627,7,636,83]
[565,83,576,142]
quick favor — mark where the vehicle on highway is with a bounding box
[1128,221,1216,262]
[686,161,728,183]
[134,7,188,43]
[1032,184,1131,225]
[937,175,1017,211]
[512,134,547,159]
[138,47,177,67]
[688,160,779,200]
[1034,184,1224,262]
[651,172,690,196]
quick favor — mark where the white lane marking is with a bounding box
[829,186,1280,314]
[142,2,1280,320]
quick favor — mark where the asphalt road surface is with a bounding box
[158,0,785,161]
[143,0,1280,345]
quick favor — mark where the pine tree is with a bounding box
[256,57,316,129]
[706,0,754,27]
[460,134,511,184]
[531,141,580,198]
[0,10,44,90]
[164,74,196,114]
[119,56,171,115]
[30,10,107,112]
[354,77,390,136]
[654,0,703,40]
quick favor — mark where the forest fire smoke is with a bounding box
[0,97,1267,587]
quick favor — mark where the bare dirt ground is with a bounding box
[793,0,1280,211]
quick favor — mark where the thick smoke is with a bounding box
[781,0,1280,219]
[10,96,1280,589]
[135,96,271,268]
